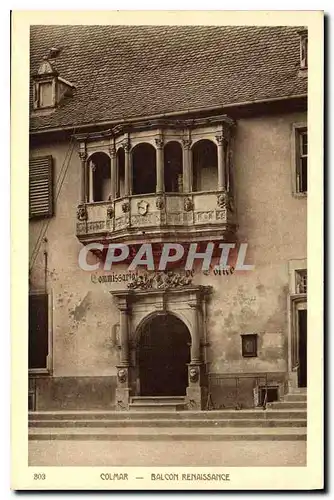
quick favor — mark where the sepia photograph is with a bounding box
[10,10,324,490]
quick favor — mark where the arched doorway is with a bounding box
[138,313,191,396]
[116,147,125,198]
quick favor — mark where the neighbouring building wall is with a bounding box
[29,142,121,409]
[201,111,307,407]
[29,110,307,409]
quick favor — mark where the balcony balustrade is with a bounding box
[76,190,236,246]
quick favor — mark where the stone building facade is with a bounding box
[28,25,307,411]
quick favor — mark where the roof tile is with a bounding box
[30,25,307,131]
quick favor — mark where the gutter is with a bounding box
[30,93,307,136]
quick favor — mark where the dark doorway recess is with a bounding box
[29,294,48,370]
[138,314,191,396]
[298,309,307,387]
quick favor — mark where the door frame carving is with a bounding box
[288,294,307,389]
[110,284,212,409]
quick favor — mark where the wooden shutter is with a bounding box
[29,156,53,218]
[29,294,49,370]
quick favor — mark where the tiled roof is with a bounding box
[30,25,307,132]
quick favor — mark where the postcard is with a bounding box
[11,9,324,491]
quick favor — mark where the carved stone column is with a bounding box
[119,304,130,366]
[124,141,131,196]
[186,297,204,410]
[79,150,87,204]
[88,161,96,203]
[189,302,201,365]
[155,138,164,193]
[109,147,117,201]
[216,134,226,191]
[182,139,192,192]
[115,300,131,410]
[227,132,235,193]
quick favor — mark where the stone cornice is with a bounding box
[110,284,212,300]
[73,114,236,143]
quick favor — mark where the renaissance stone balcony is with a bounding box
[76,190,236,246]
[75,115,237,247]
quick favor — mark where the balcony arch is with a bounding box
[116,147,125,198]
[87,151,111,202]
[164,141,183,193]
[192,139,218,192]
[132,143,157,195]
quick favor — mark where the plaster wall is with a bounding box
[29,110,307,408]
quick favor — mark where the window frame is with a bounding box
[241,333,258,358]
[28,290,53,375]
[295,269,307,294]
[33,77,57,110]
[288,258,307,296]
[291,122,308,197]
[288,259,307,383]
[300,32,308,70]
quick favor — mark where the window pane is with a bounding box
[301,133,308,155]
[300,35,308,68]
[39,82,53,108]
[296,269,307,293]
[300,157,307,192]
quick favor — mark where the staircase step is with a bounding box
[130,396,185,404]
[29,409,307,420]
[29,418,307,429]
[289,387,307,394]
[267,401,307,410]
[284,394,307,402]
[129,403,185,411]
[29,426,306,442]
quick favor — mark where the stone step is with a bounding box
[267,401,307,410]
[129,402,185,412]
[29,418,307,429]
[288,387,307,394]
[29,409,307,421]
[284,394,307,402]
[130,396,185,404]
[28,426,307,442]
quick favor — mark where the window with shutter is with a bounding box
[29,294,49,371]
[29,156,54,218]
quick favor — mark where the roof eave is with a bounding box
[29,93,308,136]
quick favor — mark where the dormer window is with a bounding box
[38,81,53,108]
[32,53,74,111]
[299,29,308,70]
